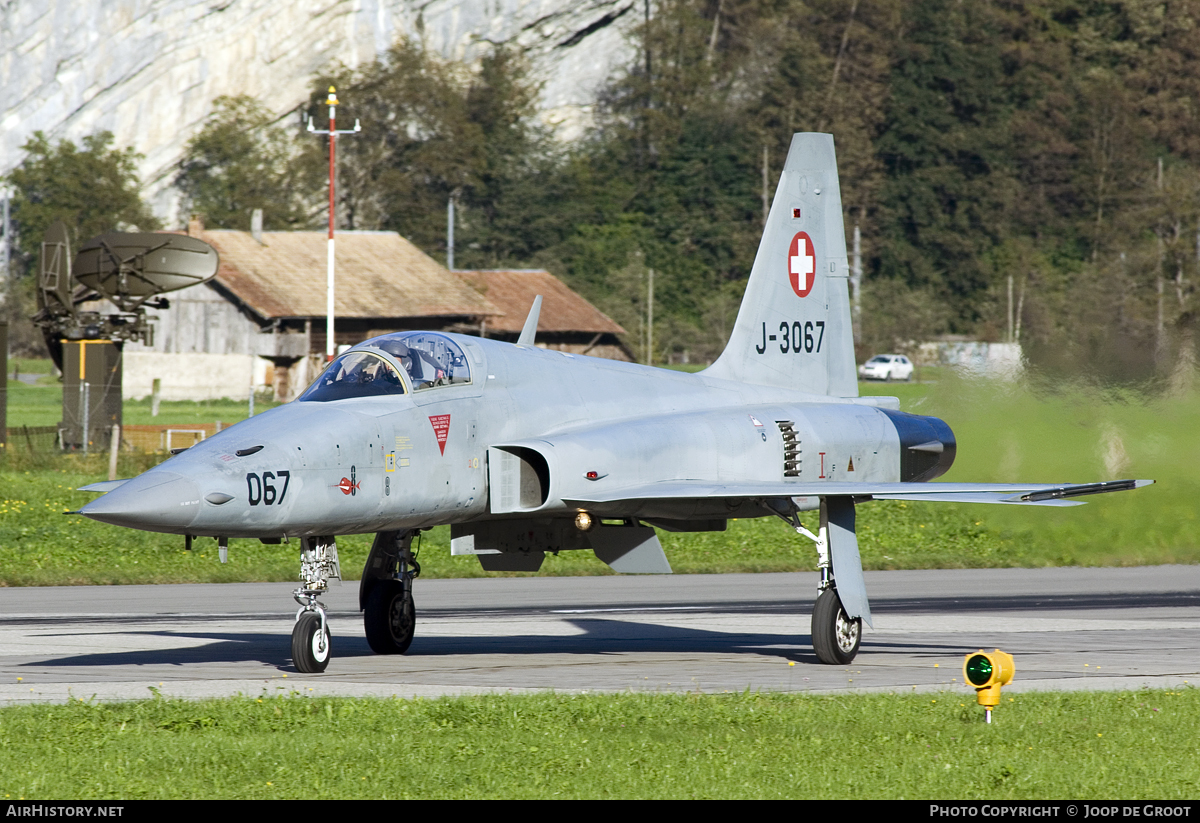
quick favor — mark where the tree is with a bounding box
[555,0,771,356]
[176,95,313,230]
[5,131,159,262]
[3,130,159,355]
[296,39,557,268]
[874,0,1019,326]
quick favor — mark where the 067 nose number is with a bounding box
[247,471,290,506]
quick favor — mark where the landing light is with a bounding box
[574,512,595,532]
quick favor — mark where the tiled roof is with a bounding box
[194,229,501,320]
[453,269,624,335]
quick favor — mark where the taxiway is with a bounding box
[0,566,1196,703]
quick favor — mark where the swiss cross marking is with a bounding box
[788,232,816,298]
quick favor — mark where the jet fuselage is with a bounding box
[82,333,954,539]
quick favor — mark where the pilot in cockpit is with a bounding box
[373,335,457,388]
[388,342,416,380]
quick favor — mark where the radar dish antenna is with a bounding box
[29,226,221,452]
[73,232,219,312]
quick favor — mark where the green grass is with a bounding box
[0,689,1195,798]
[6,358,56,376]
[3,376,280,429]
[866,375,1200,568]
[4,383,65,428]
[1,372,1195,800]
[1,370,1196,585]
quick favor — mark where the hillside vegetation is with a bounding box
[7,1,1200,384]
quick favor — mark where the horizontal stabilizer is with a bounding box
[590,525,673,574]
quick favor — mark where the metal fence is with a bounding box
[5,422,230,454]
[122,423,225,453]
[3,426,60,454]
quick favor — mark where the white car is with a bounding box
[858,354,913,382]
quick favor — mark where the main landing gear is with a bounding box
[360,530,419,655]
[292,536,342,673]
[771,496,867,665]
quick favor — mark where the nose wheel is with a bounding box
[292,610,330,673]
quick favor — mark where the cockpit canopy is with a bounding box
[297,332,471,402]
[363,332,471,390]
[297,350,406,402]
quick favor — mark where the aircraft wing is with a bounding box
[564,479,1153,509]
[78,479,131,493]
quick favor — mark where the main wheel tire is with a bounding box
[811,588,861,665]
[292,612,331,673]
[364,580,415,654]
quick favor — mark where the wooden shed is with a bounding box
[123,224,630,401]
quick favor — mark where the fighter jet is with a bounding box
[79,133,1151,673]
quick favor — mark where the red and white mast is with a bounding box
[307,86,361,361]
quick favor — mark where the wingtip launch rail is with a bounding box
[79,133,1152,671]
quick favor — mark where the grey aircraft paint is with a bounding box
[79,134,1151,669]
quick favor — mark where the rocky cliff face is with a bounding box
[1,0,638,224]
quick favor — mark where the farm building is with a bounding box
[122,221,628,402]
[452,269,631,362]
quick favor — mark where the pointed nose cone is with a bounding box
[80,470,203,533]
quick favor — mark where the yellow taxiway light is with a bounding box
[963,649,1015,723]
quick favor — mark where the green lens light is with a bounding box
[966,655,993,686]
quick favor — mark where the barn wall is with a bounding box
[124,352,256,401]
[124,282,266,355]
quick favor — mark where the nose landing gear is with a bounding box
[291,536,341,673]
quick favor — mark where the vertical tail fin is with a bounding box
[703,133,857,397]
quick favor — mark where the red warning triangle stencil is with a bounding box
[429,414,451,455]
